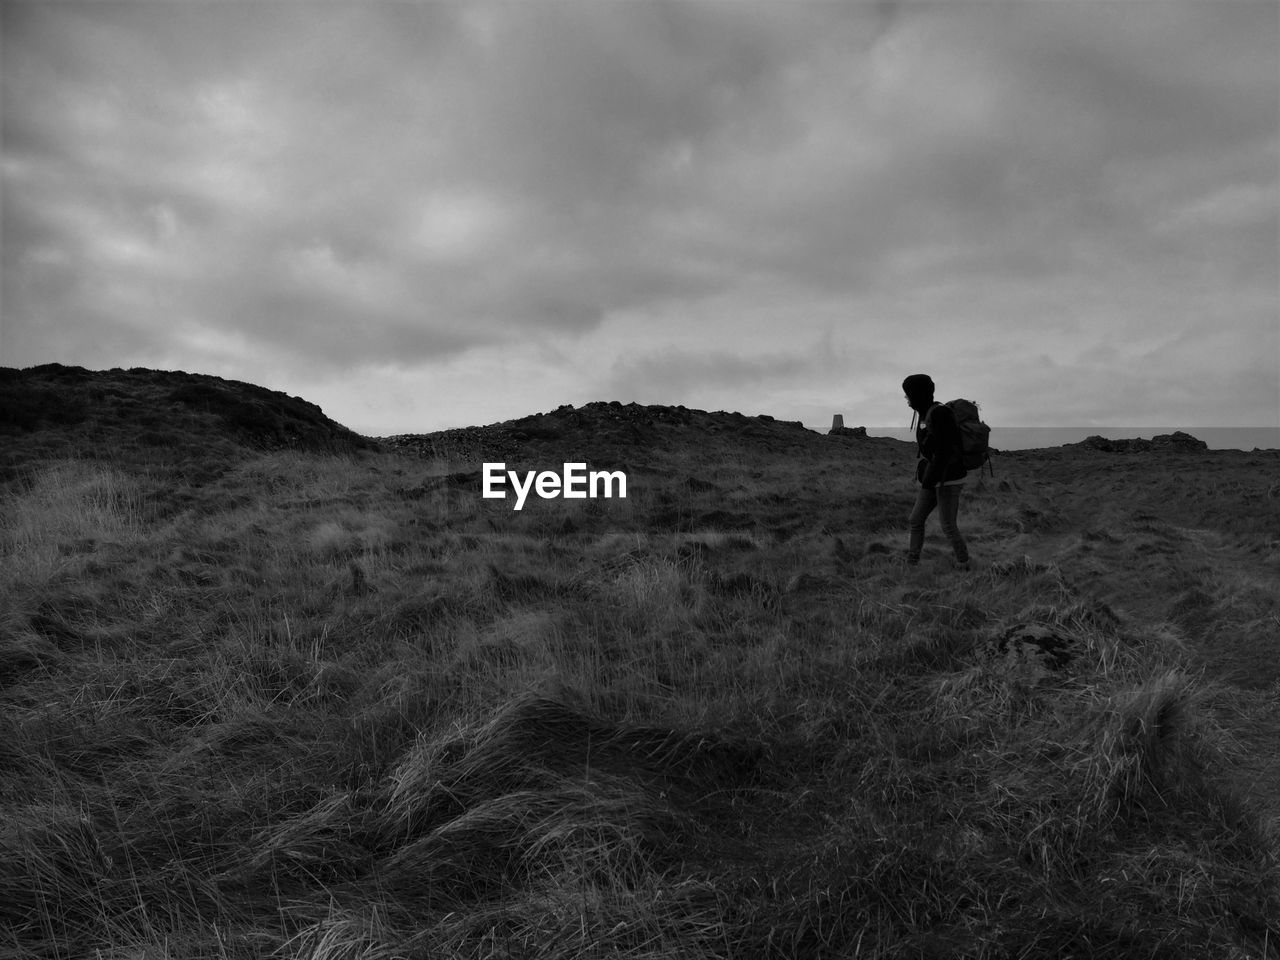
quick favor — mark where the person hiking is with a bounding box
[902,374,970,569]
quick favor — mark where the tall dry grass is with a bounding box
[2,444,1277,958]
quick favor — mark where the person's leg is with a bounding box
[936,484,969,563]
[907,486,936,564]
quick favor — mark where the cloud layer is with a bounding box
[3,1,1276,432]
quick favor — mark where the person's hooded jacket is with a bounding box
[915,403,968,488]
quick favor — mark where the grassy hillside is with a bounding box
[0,365,375,482]
[2,369,1279,958]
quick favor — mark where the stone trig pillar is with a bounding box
[831,414,844,430]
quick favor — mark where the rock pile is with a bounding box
[382,424,524,462]
[1072,431,1208,453]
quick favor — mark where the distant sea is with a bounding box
[828,427,1280,452]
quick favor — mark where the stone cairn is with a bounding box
[828,414,867,438]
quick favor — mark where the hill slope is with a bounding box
[0,364,375,478]
[382,399,911,468]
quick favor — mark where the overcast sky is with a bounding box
[3,0,1277,435]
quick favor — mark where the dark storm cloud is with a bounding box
[1,1,1275,433]
[3,1,850,370]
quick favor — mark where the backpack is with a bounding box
[927,399,993,476]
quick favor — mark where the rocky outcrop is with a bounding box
[382,401,819,462]
[1072,431,1208,453]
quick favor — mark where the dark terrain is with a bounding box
[2,364,1278,959]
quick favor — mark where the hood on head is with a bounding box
[902,373,935,409]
